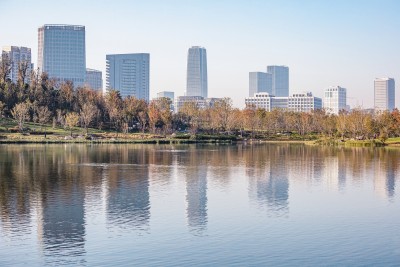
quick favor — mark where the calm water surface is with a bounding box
[0,144,399,266]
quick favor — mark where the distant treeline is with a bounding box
[0,65,399,140]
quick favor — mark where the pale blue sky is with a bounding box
[1,0,399,108]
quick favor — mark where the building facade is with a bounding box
[157,91,175,100]
[323,86,347,115]
[186,46,208,98]
[288,92,323,112]
[85,68,102,91]
[249,72,272,97]
[245,92,322,112]
[106,53,150,101]
[38,24,86,87]
[374,78,395,111]
[267,65,289,97]
[1,46,33,84]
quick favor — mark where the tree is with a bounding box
[138,111,148,133]
[210,98,233,132]
[36,106,51,137]
[148,101,161,133]
[65,112,79,136]
[0,101,5,130]
[0,57,12,85]
[80,103,98,134]
[11,102,30,132]
[17,61,30,87]
[180,101,201,134]
[122,96,148,132]
[105,90,122,133]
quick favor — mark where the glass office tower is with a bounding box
[38,24,86,87]
[186,46,208,98]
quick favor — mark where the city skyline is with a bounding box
[1,0,399,108]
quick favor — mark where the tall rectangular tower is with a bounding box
[186,46,208,98]
[374,78,395,111]
[249,72,272,97]
[1,46,33,84]
[323,86,347,115]
[38,24,86,87]
[267,65,289,97]
[106,53,150,101]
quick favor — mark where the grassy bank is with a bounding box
[0,120,399,147]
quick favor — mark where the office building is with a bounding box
[374,78,395,111]
[249,72,272,97]
[186,46,208,98]
[1,46,33,84]
[85,68,102,91]
[38,24,86,87]
[267,65,289,97]
[323,86,347,115]
[157,91,175,100]
[106,53,150,101]
[288,92,323,112]
[245,92,322,112]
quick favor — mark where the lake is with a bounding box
[0,144,399,266]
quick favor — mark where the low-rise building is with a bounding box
[245,92,322,112]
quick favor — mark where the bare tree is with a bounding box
[0,57,12,84]
[36,106,51,137]
[17,61,30,87]
[11,102,30,132]
[80,103,98,134]
[65,112,79,137]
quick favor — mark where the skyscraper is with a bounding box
[323,86,347,115]
[267,65,289,97]
[374,78,395,111]
[106,53,150,101]
[38,24,86,87]
[85,68,102,91]
[249,72,272,97]
[1,46,33,84]
[186,46,208,98]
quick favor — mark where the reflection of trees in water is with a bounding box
[0,143,399,256]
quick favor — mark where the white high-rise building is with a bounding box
[1,46,33,84]
[374,78,395,111]
[186,46,207,98]
[249,72,272,97]
[38,24,86,87]
[106,53,150,101]
[267,65,289,97]
[85,68,102,91]
[323,86,347,115]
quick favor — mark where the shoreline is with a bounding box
[0,137,397,147]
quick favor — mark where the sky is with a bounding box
[1,0,400,108]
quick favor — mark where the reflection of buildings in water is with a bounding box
[374,158,396,199]
[322,155,346,191]
[185,165,208,234]
[247,146,289,215]
[106,166,150,230]
[40,187,86,261]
